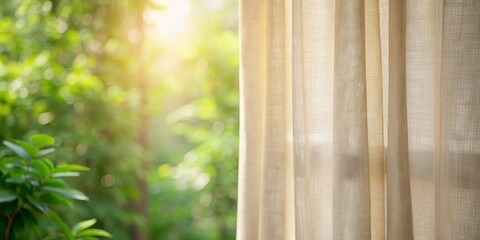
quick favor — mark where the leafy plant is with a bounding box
[0,134,111,240]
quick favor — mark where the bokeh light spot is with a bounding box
[38,112,54,125]
[212,121,224,134]
[196,59,209,71]
[101,174,116,187]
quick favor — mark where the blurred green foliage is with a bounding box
[0,0,147,239]
[146,1,238,239]
[0,0,238,239]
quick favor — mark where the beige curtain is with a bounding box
[237,0,480,239]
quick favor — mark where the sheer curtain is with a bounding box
[237,0,480,239]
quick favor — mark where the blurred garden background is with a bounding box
[0,0,238,239]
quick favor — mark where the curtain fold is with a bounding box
[237,0,480,239]
[387,0,414,238]
[332,1,371,239]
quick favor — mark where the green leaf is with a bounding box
[20,209,38,226]
[20,209,41,237]
[43,178,69,188]
[30,134,55,148]
[27,178,40,187]
[15,140,39,157]
[5,162,27,171]
[27,167,42,179]
[11,212,26,235]
[40,187,89,201]
[72,219,97,234]
[52,172,80,178]
[0,216,8,239]
[79,237,100,240]
[48,210,74,240]
[38,148,55,156]
[77,229,112,238]
[39,193,73,207]
[6,177,27,185]
[25,195,48,212]
[3,141,30,159]
[42,158,55,172]
[0,189,17,203]
[54,164,90,173]
[33,160,51,178]
[1,201,18,215]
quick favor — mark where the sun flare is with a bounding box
[144,0,191,42]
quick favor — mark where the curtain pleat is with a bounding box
[365,0,386,239]
[237,0,295,239]
[387,0,415,239]
[293,0,335,239]
[332,0,371,239]
[405,0,443,239]
[237,0,267,239]
[237,0,480,239]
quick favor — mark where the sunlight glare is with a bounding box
[144,0,191,43]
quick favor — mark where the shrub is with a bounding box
[0,134,111,240]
